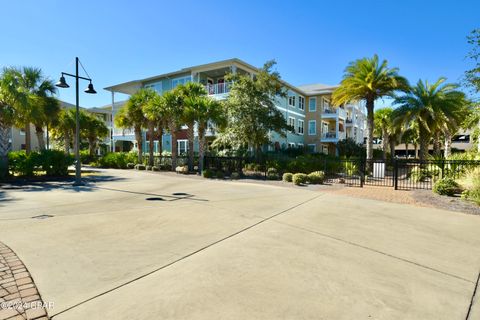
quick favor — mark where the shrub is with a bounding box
[146,165,152,171]
[202,169,214,178]
[80,150,97,165]
[216,171,225,179]
[292,173,307,185]
[267,173,280,180]
[307,171,325,184]
[135,164,146,170]
[127,163,135,169]
[231,172,240,180]
[97,152,137,169]
[433,178,461,196]
[282,172,293,182]
[267,167,277,175]
[151,166,160,171]
[8,150,73,177]
[175,165,188,174]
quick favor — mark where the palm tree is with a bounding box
[178,82,207,171]
[51,108,76,154]
[30,96,60,150]
[374,107,394,160]
[393,78,467,161]
[115,89,154,163]
[14,67,56,154]
[332,55,409,162]
[144,92,168,166]
[0,68,27,177]
[83,113,109,157]
[185,96,225,173]
[162,89,184,170]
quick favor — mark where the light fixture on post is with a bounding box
[56,57,96,186]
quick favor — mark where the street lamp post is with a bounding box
[56,57,97,186]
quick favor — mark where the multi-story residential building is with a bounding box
[104,58,366,156]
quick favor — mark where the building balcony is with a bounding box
[320,131,346,142]
[322,107,347,119]
[205,82,232,98]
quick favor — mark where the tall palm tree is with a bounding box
[374,107,394,160]
[332,55,409,162]
[114,88,154,163]
[30,96,60,150]
[83,113,109,157]
[185,96,225,173]
[0,68,27,177]
[162,89,184,170]
[51,108,76,154]
[144,92,168,166]
[393,78,467,161]
[178,82,207,171]
[14,67,56,154]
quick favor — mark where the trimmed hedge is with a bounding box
[96,152,137,169]
[292,173,307,185]
[8,150,74,177]
[307,171,325,184]
[282,172,293,182]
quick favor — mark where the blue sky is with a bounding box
[1,0,478,108]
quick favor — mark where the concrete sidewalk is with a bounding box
[0,169,479,319]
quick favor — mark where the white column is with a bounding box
[111,91,115,152]
[335,118,340,139]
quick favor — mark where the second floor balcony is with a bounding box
[321,131,346,142]
[322,107,347,119]
[205,82,232,97]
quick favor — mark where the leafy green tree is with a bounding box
[30,96,60,150]
[374,107,395,160]
[215,60,291,158]
[144,92,169,165]
[83,113,109,157]
[332,55,409,162]
[336,138,365,158]
[393,78,467,161]
[51,108,76,154]
[465,29,480,93]
[177,82,208,171]
[114,88,154,163]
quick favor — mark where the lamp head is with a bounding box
[55,75,69,88]
[84,82,97,94]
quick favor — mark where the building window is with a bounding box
[288,117,295,131]
[298,119,304,134]
[288,142,296,148]
[178,140,188,155]
[307,144,316,152]
[308,120,316,135]
[309,97,316,112]
[323,98,330,111]
[288,95,296,107]
[298,96,305,110]
[172,76,191,88]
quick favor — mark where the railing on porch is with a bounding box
[205,82,232,95]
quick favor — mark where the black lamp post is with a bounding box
[56,57,97,186]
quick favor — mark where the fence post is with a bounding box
[394,159,399,190]
[360,159,364,188]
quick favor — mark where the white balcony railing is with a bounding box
[321,131,346,141]
[322,107,347,119]
[205,82,232,95]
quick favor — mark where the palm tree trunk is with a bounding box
[157,125,163,156]
[24,123,31,154]
[88,138,96,157]
[444,130,452,158]
[389,139,396,162]
[64,134,70,154]
[0,122,11,179]
[366,97,375,171]
[433,131,441,157]
[198,125,206,174]
[170,124,178,171]
[418,125,430,162]
[135,126,143,164]
[381,128,388,161]
[35,126,45,150]
[147,122,155,167]
[186,122,195,172]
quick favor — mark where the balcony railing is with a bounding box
[322,107,347,119]
[321,131,346,140]
[205,82,232,95]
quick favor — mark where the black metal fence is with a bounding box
[140,154,480,191]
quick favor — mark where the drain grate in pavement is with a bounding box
[146,197,165,201]
[31,214,54,219]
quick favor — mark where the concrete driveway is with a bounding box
[0,169,479,319]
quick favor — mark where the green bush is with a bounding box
[267,173,280,180]
[97,152,137,169]
[202,169,215,178]
[80,150,97,165]
[145,165,152,171]
[292,173,307,185]
[8,150,73,177]
[151,166,160,171]
[410,167,440,183]
[127,163,135,169]
[216,171,225,179]
[433,178,461,196]
[135,164,146,170]
[231,172,240,180]
[307,171,325,184]
[282,172,293,182]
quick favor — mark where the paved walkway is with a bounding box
[0,168,479,319]
[0,243,48,320]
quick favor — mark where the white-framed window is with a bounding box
[298,96,305,110]
[19,128,25,136]
[323,98,330,111]
[288,142,296,148]
[144,81,162,92]
[307,144,316,152]
[288,117,295,131]
[297,143,304,148]
[177,139,188,154]
[309,97,316,112]
[298,119,304,134]
[308,120,316,135]
[288,95,296,107]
